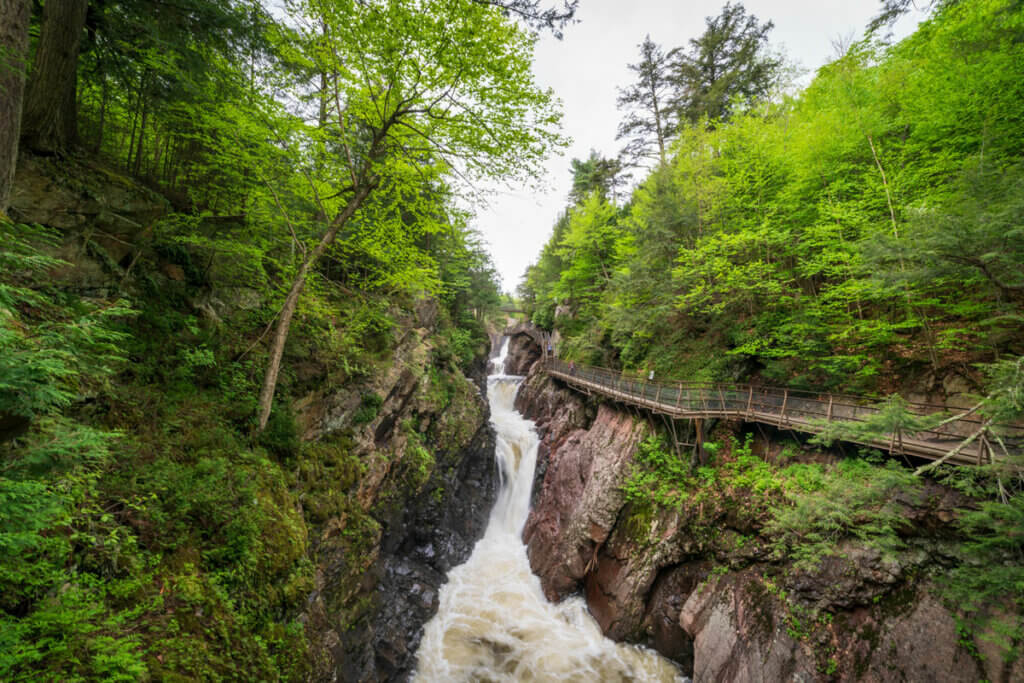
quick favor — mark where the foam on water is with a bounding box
[413,338,686,682]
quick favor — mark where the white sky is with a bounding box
[472,0,928,292]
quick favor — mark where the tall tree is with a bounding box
[616,36,677,166]
[0,0,30,213]
[474,0,578,36]
[672,2,782,124]
[569,150,627,205]
[20,0,89,154]
[255,0,563,430]
[867,0,954,33]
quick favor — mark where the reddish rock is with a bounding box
[520,394,647,601]
[504,331,542,375]
[585,505,688,641]
[679,573,817,683]
[514,361,998,682]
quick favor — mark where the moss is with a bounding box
[622,500,657,545]
[351,392,383,425]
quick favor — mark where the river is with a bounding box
[412,338,686,682]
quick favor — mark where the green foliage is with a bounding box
[524,0,1024,394]
[352,393,383,426]
[810,394,943,449]
[622,435,693,509]
[672,2,784,124]
[766,459,921,570]
[621,429,924,574]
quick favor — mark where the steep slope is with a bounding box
[509,335,1021,682]
[1,155,498,681]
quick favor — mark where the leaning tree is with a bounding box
[254,0,564,430]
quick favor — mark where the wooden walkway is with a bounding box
[536,357,1023,467]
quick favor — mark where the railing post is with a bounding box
[826,395,833,422]
[778,389,788,427]
[746,386,753,417]
[676,383,683,410]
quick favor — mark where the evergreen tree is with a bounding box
[20,0,88,154]
[569,150,627,205]
[616,36,678,166]
[672,2,782,124]
[475,0,579,36]
[0,0,29,212]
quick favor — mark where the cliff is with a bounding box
[509,335,1021,682]
[2,154,498,681]
[299,317,498,682]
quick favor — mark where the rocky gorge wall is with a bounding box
[507,333,1019,682]
[7,155,500,681]
[297,318,499,682]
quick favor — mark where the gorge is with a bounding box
[1,0,1022,680]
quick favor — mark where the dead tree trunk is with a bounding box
[0,0,30,213]
[256,179,377,431]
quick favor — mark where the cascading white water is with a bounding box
[413,338,686,682]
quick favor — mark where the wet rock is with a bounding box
[521,399,648,601]
[504,330,542,376]
[642,563,704,671]
[679,573,817,683]
[302,330,500,682]
[364,419,498,682]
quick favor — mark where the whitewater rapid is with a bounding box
[412,338,686,682]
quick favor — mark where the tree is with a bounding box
[867,0,955,33]
[616,36,677,166]
[20,0,89,154]
[569,150,627,205]
[474,0,578,36]
[0,0,30,213]
[255,0,563,430]
[556,192,623,304]
[672,2,782,124]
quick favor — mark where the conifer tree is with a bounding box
[20,0,88,153]
[672,2,782,124]
[0,0,29,212]
[616,36,678,166]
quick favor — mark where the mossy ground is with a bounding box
[1,208,494,680]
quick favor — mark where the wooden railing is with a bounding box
[541,358,1023,466]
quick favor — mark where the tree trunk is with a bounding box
[0,0,30,214]
[93,73,108,154]
[256,180,376,431]
[133,97,148,176]
[20,0,88,154]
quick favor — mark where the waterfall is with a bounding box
[413,337,686,682]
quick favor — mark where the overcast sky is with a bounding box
[472,0,928,292]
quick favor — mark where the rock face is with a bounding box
[524,402,646,600]
[504,330,543,376]
[514,358,997,683]
[300,324,499,682]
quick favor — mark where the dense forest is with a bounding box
[0,0,569,679]
[519,0,1024,669]
[1,0,1023,679]
[523,0,1023,395]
